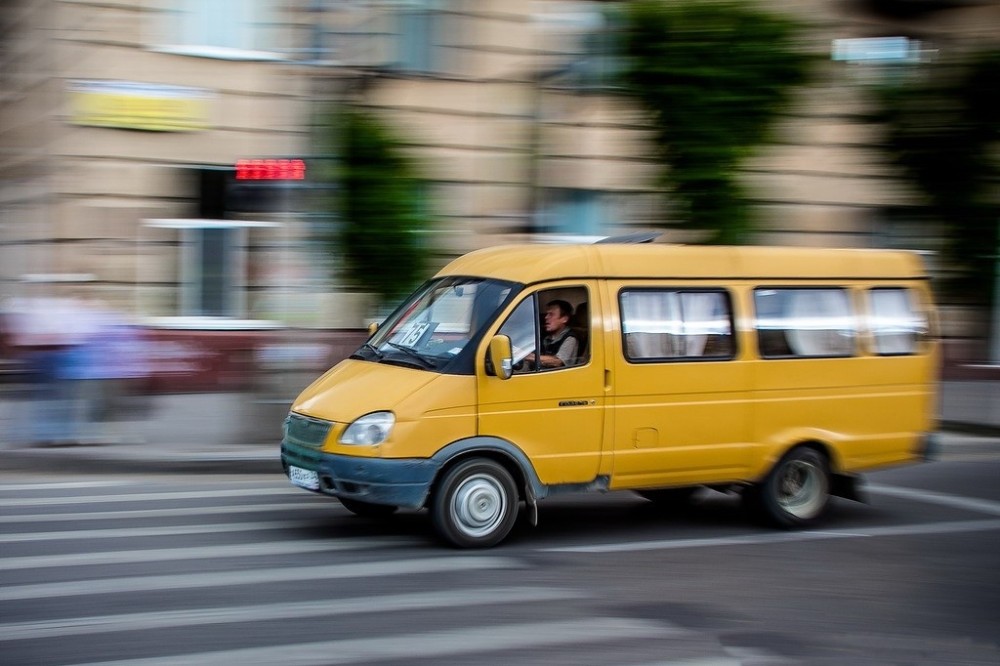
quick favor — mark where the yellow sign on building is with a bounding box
[68,80,212,132]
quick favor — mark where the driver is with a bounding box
[524,300,579,369]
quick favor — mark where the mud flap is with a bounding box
[831,473,867,503]
[525,481,539,526]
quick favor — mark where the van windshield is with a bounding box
[353,277,517,372]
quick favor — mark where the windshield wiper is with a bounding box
[350,342,383,361]
[386,342,437,369]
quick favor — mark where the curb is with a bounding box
[938,420,1000,438]
[0,446,281,475]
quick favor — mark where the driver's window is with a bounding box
[497,286,589,373]
[498,296,538,372]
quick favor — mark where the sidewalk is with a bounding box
[0,390,285,475]
[938,380,1000,433]
[1,381,998,476]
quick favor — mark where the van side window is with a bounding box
[754,288,855,358]
[869,288,927,355]
[620,289,734,362]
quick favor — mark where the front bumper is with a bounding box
[281,441,440,509]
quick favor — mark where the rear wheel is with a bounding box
[338,497,398,518]
[753,446,830,528]
[431,458,519,548]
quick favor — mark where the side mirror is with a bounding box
[367,322,379,337]
[488,335,514,380]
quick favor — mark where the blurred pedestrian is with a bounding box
[2,293,85,445]
[65,299,151,444]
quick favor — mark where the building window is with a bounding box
[532,2,622,90]
[620,289,734,362]
[869,288,927,355]
[754,288,856,359]
[159,0,282,59]
[541,189,607,237]
[395,1,441,74]
[182,226,245,317]
[831,35,927,85]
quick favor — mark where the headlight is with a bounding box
[340,411,395,445]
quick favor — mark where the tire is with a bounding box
[431,458,519,548]
[753,446,830,528]
[338,497,398,518]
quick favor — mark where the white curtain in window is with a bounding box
[622,291,680,358]
[680,292,726,356]
[622,291,729,358]
[785,289,854,357]
[871,289,922,354]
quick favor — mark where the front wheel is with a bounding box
[431,458,519,548]
[752,446,830,528]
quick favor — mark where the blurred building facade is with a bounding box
[1,0,998,341]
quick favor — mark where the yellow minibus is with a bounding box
[281,244,938,547]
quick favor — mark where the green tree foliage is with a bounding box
[875,49,1000,305]
[323,108,429,307]
[620,0,811,243]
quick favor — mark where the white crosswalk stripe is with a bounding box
[71,618,676,666]
[0,502,326,523]
[0,520,326,542]
[0,587,586,641]
[0,481,131,491]
[0,556,520,601]
[1,487,304,507]
[0,537,423,569]
[0,478,742,665]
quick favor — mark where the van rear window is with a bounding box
[620,289,734,362]
[754,288,855,358]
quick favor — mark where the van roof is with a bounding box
[436,244,929,284]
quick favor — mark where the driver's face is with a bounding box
[544,306,568,334]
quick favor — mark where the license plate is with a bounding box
[288,466,320,490]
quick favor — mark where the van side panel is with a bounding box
[747,282,937,477]
[605,280,753,489]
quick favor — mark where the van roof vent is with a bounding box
[594,232,662,244]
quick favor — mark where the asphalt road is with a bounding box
[1,445,998,665]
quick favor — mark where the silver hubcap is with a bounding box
[776,459,825,519]
[451,473,507,538]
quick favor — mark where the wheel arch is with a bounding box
[428,436,544,507]
[756,430,843,483]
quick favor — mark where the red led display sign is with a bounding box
[235,159,305,181]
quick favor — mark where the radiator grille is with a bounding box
[284,413,333,449]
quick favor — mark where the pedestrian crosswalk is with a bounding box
[0,477,756,666]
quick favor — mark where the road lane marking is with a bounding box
[1,487,305,507]
[0,502,327,523]
[543,519,1000,554]
[0,520,326,543]
[0,537,422,570]
[71,618,674,666]
[0,587,584,641]
[868,484,1000,516]
[0,556,519,601]
[0,481,130,491]
[543,483,1000,554]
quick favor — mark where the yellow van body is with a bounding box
[281,244,938,547]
